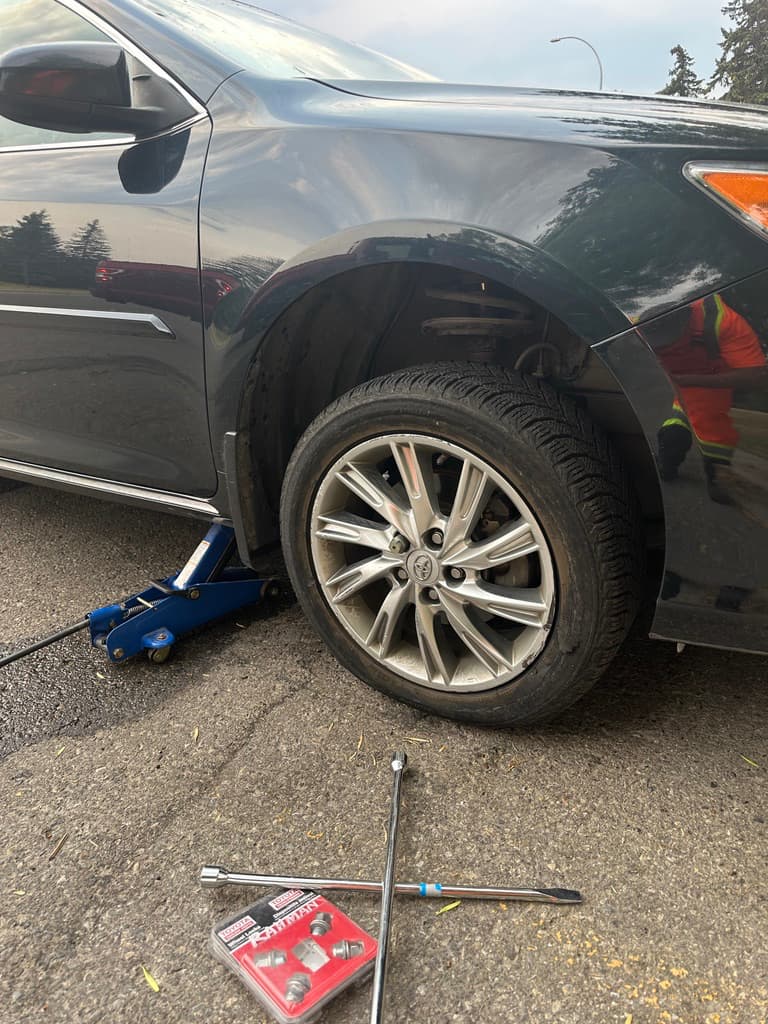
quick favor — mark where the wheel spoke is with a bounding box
[437,591,515,675]
[325,554,399,604]
[442,458,493,551]
[366,581,413,658]
[335,463,415,540]
[316,510,395,551]
[451,578,549,629]
[414,600,456,685]
[445,519,539,570]
[389,440,440,536]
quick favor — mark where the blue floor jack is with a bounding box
[0,522,277,669]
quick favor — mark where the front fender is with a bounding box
[201,73,768,484]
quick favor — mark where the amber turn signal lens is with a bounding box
[691,166,768,232]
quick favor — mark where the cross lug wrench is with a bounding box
[198,865,582,905]
[369,751,407,1023]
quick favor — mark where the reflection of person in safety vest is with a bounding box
[653,294,767,503]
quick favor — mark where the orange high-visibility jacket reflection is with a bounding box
[657,294,765,472]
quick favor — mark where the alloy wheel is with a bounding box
[310,434,556,692]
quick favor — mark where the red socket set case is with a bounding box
[210,889,377,1023]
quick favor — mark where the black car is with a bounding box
[1,0,767,724]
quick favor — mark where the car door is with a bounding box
[0,0,218,498]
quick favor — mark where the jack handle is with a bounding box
[0,618,89,669]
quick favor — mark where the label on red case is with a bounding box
[212,890,377,1023]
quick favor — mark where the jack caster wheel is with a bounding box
[147,645,172,664]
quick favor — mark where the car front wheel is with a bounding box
[280,363,641,725]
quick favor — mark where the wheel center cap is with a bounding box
[406,550,440,585]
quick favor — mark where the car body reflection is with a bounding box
[91,258,240,323]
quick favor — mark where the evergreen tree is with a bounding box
[711,0,768,104]
[3,210,62,285]
[0,225,12,260]
[658,45,705,97]
[66,218,111,262]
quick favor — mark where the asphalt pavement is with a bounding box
[0,484,766,1024]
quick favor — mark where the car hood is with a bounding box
[313,80,768,149]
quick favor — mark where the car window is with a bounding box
[0,0,128,148]
[136,0,436,82]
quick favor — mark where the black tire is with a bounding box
[280,363,642,725]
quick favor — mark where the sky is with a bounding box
[263,0,729,96]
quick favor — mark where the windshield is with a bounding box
[138,0,436,82]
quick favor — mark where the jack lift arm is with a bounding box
[0,522,276,669]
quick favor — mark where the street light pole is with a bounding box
[550,36,604,91]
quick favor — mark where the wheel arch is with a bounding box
[224,221,661,559]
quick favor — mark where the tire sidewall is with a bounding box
[281,387,608,725]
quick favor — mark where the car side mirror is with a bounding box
[0,41,190,137]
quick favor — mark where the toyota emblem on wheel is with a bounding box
[413,555,433,581]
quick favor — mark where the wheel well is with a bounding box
[236,261,663,556]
